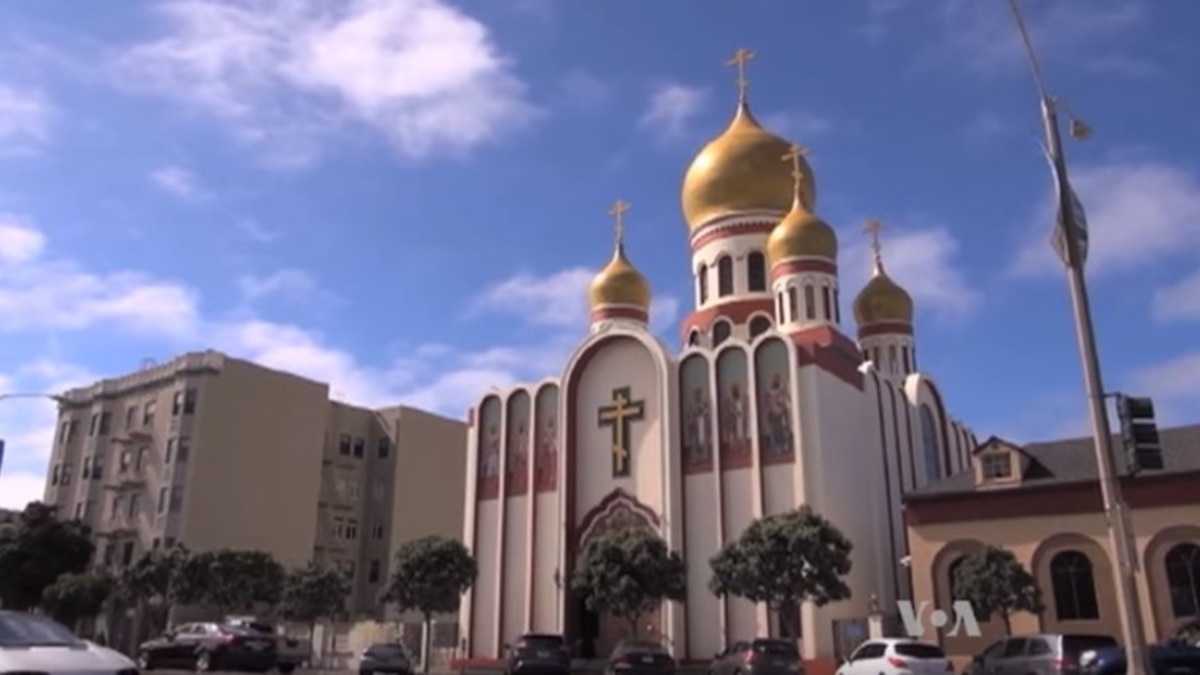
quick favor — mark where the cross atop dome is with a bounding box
[725,48,755,103]
[609,199,630,249]
[864,219,885,271]
[781,144,810,200]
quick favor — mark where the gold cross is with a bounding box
[608,199,630,247]
[781,144,809,199]
[598,387,644,477]
[725,48,755,102]
[864,219,885,266]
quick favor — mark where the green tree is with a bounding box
[952,545,1043,635]
[383,536,477,674]
[176,550,286,616]
[0,502,94,610]
[280,562,352,658]
[709,507,853,639]
[120,546,191,635]
[571,528,687,640]
[40,571,114,630]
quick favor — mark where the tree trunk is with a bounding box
[629,614,640,639]
[1001,612,1011,635]
[422,613,433,674]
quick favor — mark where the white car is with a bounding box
[0,610,138,674]
[838,638,953,675]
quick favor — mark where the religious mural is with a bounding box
[597,386,645,478]
[755,338,795,464]
[716,348,753,470]
[477,395,502,500]
[534,384,559,493]
[678,355,714,474]
[505,390,532,496]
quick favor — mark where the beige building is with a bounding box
[43,349,467,617]
[904,425,1200,663]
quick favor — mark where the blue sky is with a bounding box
[1,0,1199,509]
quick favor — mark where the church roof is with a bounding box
[904,423,1200,501]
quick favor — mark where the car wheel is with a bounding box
[137,651,154,670]
[195,651,213,672]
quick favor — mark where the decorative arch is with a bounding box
[714,344,752,470]
[575,488,660,549]
[504,389,532,496]
[1031,533,1116,635]
[748,314,773,339]
[1166,543,1200,619]
[1144,525,1200,638]
[476,394,504,501]
[1049,550,1099,620]
[712,319,732,347]
[930,540,1002,650]
[687,329,702,347]
[916,377,954,474]
[532,382,560,494]
[717,255,734,296]
[678,353,714,474]
[754,337,795,464]
[919,404,941,483]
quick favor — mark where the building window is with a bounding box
[717,256,734,296]
[89,413,99,436]
[339,434,352,456]
[982,453,1012,479]
[136,447,149,471]
[97,410,110,434]
[346,519,359,540]
[51,464,60,486]
[688,330,701,346]
[172,390,184,416]
[787,287,798,321]
[183,389,197,414]
[74,502,84,519]
[1050,550,1100,620]
[749,316,771,339]
[821,286,832,320]
[331,518,345,539]
[697,264,709,304]
[353,438,365,459]
[143,400,156,427]
[804,285,816,320]
[368,559,381,583]
[176,437,191,462]
[58,421,70,445]
[919,405,941,483]
[377,438,390,459]
[111,496,123,519]
[152,537,161,550]
[119,450,132,473]
[833,289,841,323]
[747,252,766,292]
[373,523,385,539]
[165,438,175,463]
[60,463,71,486]
[125,406,136,430]
[712,320,732,347]
[82,457,92,480]
[158,487,169,514]
[1166,543,1200,618]
[122,541,135,566]
[91,456,103,480]
[128,494,141,518]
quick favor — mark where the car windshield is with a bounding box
[0,613,83,647]
[518,635,565,649]
[1063,636,1118,655]
[753,640,799,656]
[367,644,408,657]
[894,643,945,659]
[616,640,666,655]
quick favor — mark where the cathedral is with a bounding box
[458,52,979,662]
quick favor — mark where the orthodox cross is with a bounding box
[781,144,809,199]
[864,219,885,268]
[597,386,644,477]
[725,48,755,102]
[609,199,630,248]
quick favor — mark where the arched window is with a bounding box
[833,289,841,323]
[804,285,816,320]
[1166,543,1200,618]
[712,321,732,347]
[1051,550,1100,620]
[787,288,798,321]
[717,257,734,296]
[749,316,771,338]
[688,330,701,347]
[919,404,940,483]
[747,252,766,292]
[697,265,708,305]
[821,286,832,320]
[948,556,965,597]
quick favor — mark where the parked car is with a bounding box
[137,621,278,672]
[836,638,952,675]
[710,638,804,675]
[965,634,1118,675]
[0,610,138,674]
[358,641,414,675]
[505,633,572,675]
[1178,620,1200,648]
[1079,640,1200,675]
[225,615,309,672]
[605,639,676,675]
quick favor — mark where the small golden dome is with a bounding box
[589,243,651,311]
[767,197,838,264]
[853,267,913,326]
[681,101,816,231]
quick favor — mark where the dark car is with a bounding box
[966,634,1119,675]
[506,633,571,675]
[1080,640,1200,675]
[137,621,277,672]
[605,639,676,675]
[359,642,414,675]
[711,639,803,675]
[225,616,308,673]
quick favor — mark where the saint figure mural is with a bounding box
[481,424,501,477]
[535,415,558,491]
[683,386,713,462]
[762,373,793,456]
[507,421,529,493]
[720,383,751,458]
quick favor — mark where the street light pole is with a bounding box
[1007,3,1152,674]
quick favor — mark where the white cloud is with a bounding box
[236,219,281,243]
[111,0,541,166]
[0,83,53,154]
[237,269,322,304]
[557,70,611,112]
[839,223,979,318]
[0,217,47,264]
[759,111,833,140]
[1009,160,1200,278]
[150,165,204,199]
[639,84,709,140]
[1153,269,1200,322]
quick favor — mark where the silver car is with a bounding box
[0,610,138,674]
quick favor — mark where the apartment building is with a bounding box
[43,350,467,616]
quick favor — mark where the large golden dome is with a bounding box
[767,198,838,264]
[589,243,651,311]
[853,267,913,326]
[681,101,816,231]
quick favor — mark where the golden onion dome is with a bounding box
[681,101,816,231]
[853,266,913,326]
[588,243,651,311]
[766,197,838,265]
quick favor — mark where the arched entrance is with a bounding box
[573,491,663,658]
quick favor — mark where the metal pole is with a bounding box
[1007,3,1152,672]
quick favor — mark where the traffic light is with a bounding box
[1116,395,1163,473]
